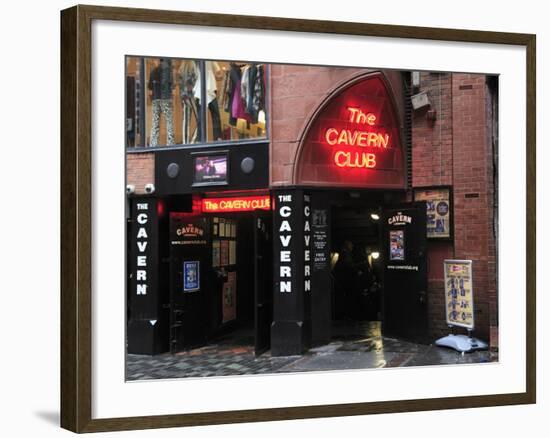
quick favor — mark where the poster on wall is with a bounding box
[229,240,236,265]
[212,240,220,267]
[312,209,328,271]
[389,230,405,261]
[444,260,474,329]
[183,261,200,292]
[220,240,229,266]
[414,187,452,239]
[222,271,237,323]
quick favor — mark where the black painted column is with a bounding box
[271,189,312,356]
[127,196,163,355]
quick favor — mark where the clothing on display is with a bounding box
[150,98,175,146]
[148,59,175,146]
[178,60,200,144]
[222,63,266,128]
[178,60,223,143]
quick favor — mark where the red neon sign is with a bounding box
[202,195,271,213]
[324,107,391,170]
[296,74,405,189]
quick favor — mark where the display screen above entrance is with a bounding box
[201,195,271,213]
[295,73,406,189]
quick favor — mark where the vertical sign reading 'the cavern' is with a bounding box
[129,197,158,321]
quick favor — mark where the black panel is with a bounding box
[310,192,332,345]
[254,210,273,356]
[169,215,211,352]
[382,202,428,342]
[154,143,269,195]
[128,197,159,320]
[271,189,311,356]
[127,196,164,355]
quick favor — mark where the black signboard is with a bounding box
[128,197,158,320]
[312,209,329,271]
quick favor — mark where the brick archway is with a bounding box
[292,71,406,189]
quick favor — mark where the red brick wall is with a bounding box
[412,72,497,344]
[126,153,155,194]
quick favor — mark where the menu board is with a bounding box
[414,188,452,239]
[444,260,474,329]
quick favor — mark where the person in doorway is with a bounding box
[333,240,357,320]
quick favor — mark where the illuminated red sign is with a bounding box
[202,195,271,213]
[295,73,405,189]
[325,107,391,169]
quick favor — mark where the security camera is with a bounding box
[126,184,135,195]
[144,183,155,194]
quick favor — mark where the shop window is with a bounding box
[126,57,268,148]
[209,61,267,142]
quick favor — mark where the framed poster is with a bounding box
[183,261,200,292]
[389,229,405,261]
[414,187,453,239]
[60,4,535,433]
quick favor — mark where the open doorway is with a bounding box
[168,206,273,356]
[330,203,383,336]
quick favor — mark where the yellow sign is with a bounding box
[444,260,474,329]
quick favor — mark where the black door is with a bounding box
[169,215,209,353]
[382,203,428,342]
[254,211,273,356]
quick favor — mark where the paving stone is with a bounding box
[125,323,497,380]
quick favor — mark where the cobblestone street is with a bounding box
[126,321,497,381]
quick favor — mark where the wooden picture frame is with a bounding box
[60,4,536,433]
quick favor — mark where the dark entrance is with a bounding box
[381,203,428,341]
[254,210,273,355]
[169,214,210,352]
[330,199,384,324]
[168,200,273,355]
[324,192,428,346]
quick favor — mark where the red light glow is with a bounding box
[202,195,271,213]
[325,128,389,148]
[334,151,376,168]
[295,74,405,189]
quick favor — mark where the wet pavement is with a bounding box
[126,321,497,381]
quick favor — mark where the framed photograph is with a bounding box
[414,186,453,239]
[60,4,535,433]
